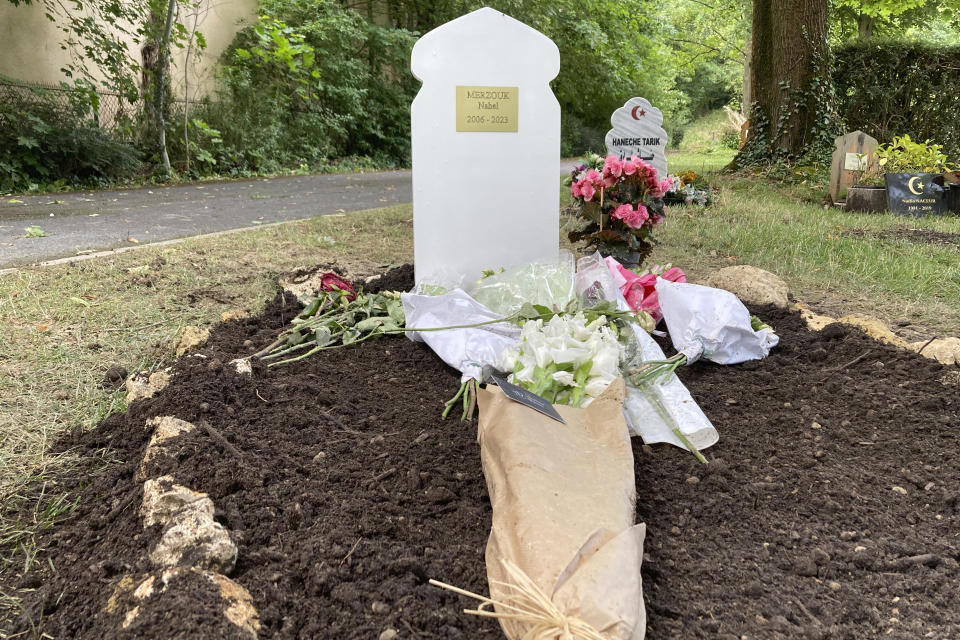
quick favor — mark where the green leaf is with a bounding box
[354,316,384,332]
[532,304,554,318]
[386,300,405,325]
[518,302,542,320]
[314,326,332,347]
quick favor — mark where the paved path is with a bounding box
[0,171,411,268]
[1,162,579,269]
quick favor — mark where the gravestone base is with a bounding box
[845,186,887,213]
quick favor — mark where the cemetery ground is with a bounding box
[2,155,960,638]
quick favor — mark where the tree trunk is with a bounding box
[857,13,874,40]
[740,0,829,159]
[154,0,177,175]
[742,36,752,118]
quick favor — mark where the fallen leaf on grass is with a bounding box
[126,237,139,244]
[69,296,91,307]
[37,324,49,332]
[24,226,47,238]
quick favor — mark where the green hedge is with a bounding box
[833,41,960,161]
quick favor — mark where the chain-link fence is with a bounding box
[0,77,139,133]
[1,77,205,137]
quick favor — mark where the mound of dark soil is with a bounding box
[846,227,960,249]
[2,265,958,639]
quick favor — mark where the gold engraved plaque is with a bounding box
[456,86,519,132]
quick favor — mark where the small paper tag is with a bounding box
[490,375,566,424]
[844,152,867,171]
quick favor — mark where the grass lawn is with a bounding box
[2,152,960,620]
[653,154,960,338]
[0,206,415,594]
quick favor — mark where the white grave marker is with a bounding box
[605,97,669,180]
[410,8,560,288]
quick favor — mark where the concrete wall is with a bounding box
[0,0,257,98]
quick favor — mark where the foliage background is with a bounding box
[833,41,960,162]
[3,0,960,190]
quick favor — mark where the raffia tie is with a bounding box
[429,558,608,640]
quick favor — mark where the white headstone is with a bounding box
[410,8,560,289]
[605,97,669,180]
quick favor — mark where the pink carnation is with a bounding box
[623,160,638,176]
[571,180,582,199]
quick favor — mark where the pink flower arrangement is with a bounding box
[567,152,668,267]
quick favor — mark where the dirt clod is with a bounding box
[103,365,129,389]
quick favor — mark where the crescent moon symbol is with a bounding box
[631,106,640,120]
[908,176,924,195]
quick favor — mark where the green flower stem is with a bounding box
[627,354,687,386]
[266,330,382,367]
[259,339,317,361]
[639,384,707,465]
[442,381,469,419]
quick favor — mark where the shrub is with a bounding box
[0,85,140,191]
[833,41,960,161]
[198,0,416,173]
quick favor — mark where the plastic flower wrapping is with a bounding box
[501,312,623,408]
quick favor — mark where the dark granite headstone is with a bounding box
[885,173,949,216]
